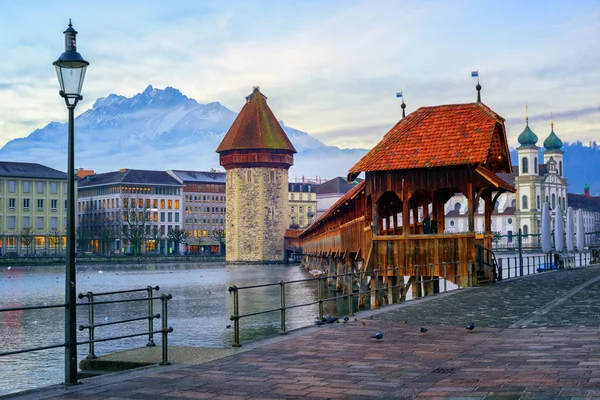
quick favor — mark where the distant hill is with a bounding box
[509,141,600,195]
[0,85,367,180]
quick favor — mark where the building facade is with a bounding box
[288,182,317,228]
[167,170,226,255]
[77,169,184,255]
[568,185,600,246]
[0,162,68,256]
[315,177,361,218]
[217,87,296,263]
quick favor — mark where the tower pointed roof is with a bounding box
[216,87,296,153]
[543,124,563,151]
[517,120,538,147]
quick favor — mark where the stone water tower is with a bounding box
[216,87,296,263]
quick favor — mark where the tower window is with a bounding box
[523,225,529,235]
[522,195,528,210]
[534,157,538,174]
[247,170,252,183]
[551,193,556,209]
[522,157,529,174]
[559,161,563,176]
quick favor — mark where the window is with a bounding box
[174,200,179,209]
[511,199,517,208]
[65,200,67,210]
[8,216,16,229]
[51,199,57,210]
[523,225,529,235]
[23,198,30,210]
[246,170,252,183]
[37,181,44,194]
[23,216,30,229]
[536,195,540,210]
[454,202,461,211]
[507,217,513,225]
[534,158,538,174]
[522,195,528,210]
[160,212,165,222]
[494,201,499,210]
[291,206,295,213]
[559,161,563,176]
[51,217,57,230]
[551,193,556,209]
[23,181,30,193]
[290,194,294,200]
[51,182,58,194]
[168,212,172,222]
[8,180,16,193]
[168,200,173,209]
[37,217,44,229]
[450,220,455,227]
[160,199,165,209]
[138,198,143,208]
[9,198,15,209]
[38,199,44,210]
[522,157,528,174]
[175,213,179,223]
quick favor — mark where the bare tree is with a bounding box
[212,229,226,256]
[167,227,189,255]
[48,229,61,256]
[121,205,151,255]
[20,227,34,255]
[149,226,163,254]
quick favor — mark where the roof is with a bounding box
[0,161,66,180]
[567,193,600,212]
[476,166,515,193]
[517,120,538,147]
[315,177,360,195]
[543,127,563,151]
[285,229,303,239]
[169,170,226,184]
[302,180,366,235]
[348,102,506,177]
[216,88,297,153]
[288,182,317,193]
[78,169,182,188]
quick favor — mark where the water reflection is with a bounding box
[0,262,347,395]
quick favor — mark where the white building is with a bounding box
[77,169,184,255]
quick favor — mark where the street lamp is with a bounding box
[53,19,89,385]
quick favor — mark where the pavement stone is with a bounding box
[4,265,600,400]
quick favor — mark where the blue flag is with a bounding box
[471,71,478,78]
[396,92,403,98]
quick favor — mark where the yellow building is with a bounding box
[0,161,68,256]
[288,182,317,228]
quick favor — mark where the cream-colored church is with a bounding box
[444,113,568,247]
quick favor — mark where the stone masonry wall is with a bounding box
[226,167,289,263]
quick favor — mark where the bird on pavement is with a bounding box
[371,332,383,341]
[420,327,428,334]
[325,316,338,324]
[343,316,350,322]
[315,320,325,326]
[466,322,475,331]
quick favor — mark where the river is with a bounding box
[0,261,351,396]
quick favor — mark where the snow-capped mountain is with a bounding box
[0,85,367,179]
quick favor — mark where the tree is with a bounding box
[48,229,61,256]
[212,229,226,256]
[97,214,120,256]
[121,205,152,255]
[149,226,163,254]
[167,227,188,255]
[20,227,34,255]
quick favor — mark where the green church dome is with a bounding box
[543,126,563,151]
[517,121,538,146]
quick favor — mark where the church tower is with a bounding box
[216,88,296,263]
[542,115,568,212]
[514,108,541,245]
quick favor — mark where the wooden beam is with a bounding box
[467,182,474,232]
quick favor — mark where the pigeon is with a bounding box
[226,325,231,329]
[466,322,475,331]
[343,316,350,322]
[371,332,383,341]
[419,327,428,334]
[315,320,325,326]
[325,316,338,324]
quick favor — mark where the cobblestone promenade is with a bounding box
[7,265,600,400]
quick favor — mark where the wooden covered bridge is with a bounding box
[295,101,515,306]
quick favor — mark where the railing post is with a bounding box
[442,262,447,292]
[228,286,241,347]
[146,285,158,347]
[527,257,530,275]
[456,261,461,289]
[468,261,473,287]
[79,292,97,359]
[348,270,354,315]
[317,276,324,321]
[159,294,173,365]
[507,257,510,279]
[498,258,503,281]
[429,263,434,296]
[279,281,286,335]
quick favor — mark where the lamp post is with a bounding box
[53,19,89,385]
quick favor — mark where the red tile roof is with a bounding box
[216,88,297,153]
[348,103,505,178]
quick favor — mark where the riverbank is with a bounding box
[0,254,225,267]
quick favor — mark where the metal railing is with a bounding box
[77,286,173,364]
[228,261,469,347]
[0,285,174,368]
[497,250,591,279]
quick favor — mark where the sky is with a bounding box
[0,0,599,151]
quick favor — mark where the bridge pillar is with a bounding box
[335,258,343,292]
[358,271,368,309]
[326,257,335,287]
[370,273,383,309]
[342,258,351,295]
[386,275,397,304]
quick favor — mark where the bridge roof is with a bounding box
[348,102,507,179]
